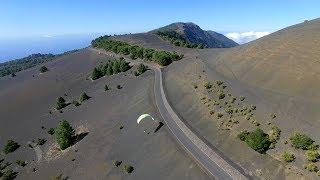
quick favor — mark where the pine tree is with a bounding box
[55,120,75,150]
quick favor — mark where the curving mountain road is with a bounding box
[153,68,248,180]
[90,48,248,180]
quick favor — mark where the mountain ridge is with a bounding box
[150,22,238,48]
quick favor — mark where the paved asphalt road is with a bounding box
[90,48,248,180]
[153,68,248,180]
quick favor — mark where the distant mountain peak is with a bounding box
[150,22,238,48]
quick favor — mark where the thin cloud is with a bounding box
[226,31,270,44]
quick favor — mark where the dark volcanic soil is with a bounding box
[0,49,209,180]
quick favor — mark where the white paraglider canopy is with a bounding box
[137,114,155,124]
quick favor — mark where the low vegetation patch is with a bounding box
[3,140,20,154]
[123,165,134,173]
[135,63,148,76]
[156,31,205,49]
[55,97,67,110]
[281,151,295,162]
[238,128,271,153]
[79,92,90,103]
[48,128,55,135]
[204,82,212,89]
[290,132,314,150]
[304,162,318,172]
[72,100,80,107]
[39,65,48,73]
[91,57,131,80]
[305,150,320,162]
[113,160,122,167]
[37,138,46,146]
[91,36,183,66]
[16,160,27,167]
[1,169,18,180]
[117,85,122,89]
[268,125,281,148]
[104,84,110,91]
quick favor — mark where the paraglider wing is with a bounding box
[137,114,154,124]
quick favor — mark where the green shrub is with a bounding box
[238,130,249,141]
[217,113,223,118]
[204,82,212,89]
[218,93,225,99]
[11,73,16,77]
[216,80,223,86]
[91,67,103,80]
[72,100,80,107]
[308,144,319,150]
[304,162,318,172]
[48,128,55,135]
[3,140,20,154]
[79,92,90,102]
[56,97,66,110]
[37,138,46,146]
[55,120,75,150]
[317,171,320,177]
[305,150,320,162]
[113,160,122,167]
[240,96,245,101]
[290,132,314,150]
[16,160,27,167]
[137,64,147,75]
[117,85,122,89]
[39,66,48,73]
[123,165,134,173]
[281,151,295,162]
[104,85,110,91]
[1,169,18,180]
[240,128,271,153]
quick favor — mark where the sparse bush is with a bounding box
[270,113,276,119]
[193,84,198,89]
[117,85,122,89]
[119,125,124,130]
[48,128,55,135]
[290,132,314,150]
[204,82,212,89]
[56,97,66,110]
[37,138,46,146]
[123,165,134,173]
[56,120,75,150]
[240,96,245,101]
[217,113,223,118]
[218,93,225,99]
[268,125,281,145]
[282,151,295,162]
[39,66,48,73]
[113,160,122,167]
[91,67,103,80]
[1,169,18,180]
[3,140,20,154]
[137,63,147,75]
[11,73,16,77]
[308,144,319,150]
[238,130,249,141]
[216,80,223,86]
[104,85,110,91]
[304,162,318,172]
[72,100,80,107]
[16,160,27,167]
[134,71,139,76]
[239,128,271,154]
[305,150,320,162]
[79,92,90,102]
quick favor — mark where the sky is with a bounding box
[0,0,319,61]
